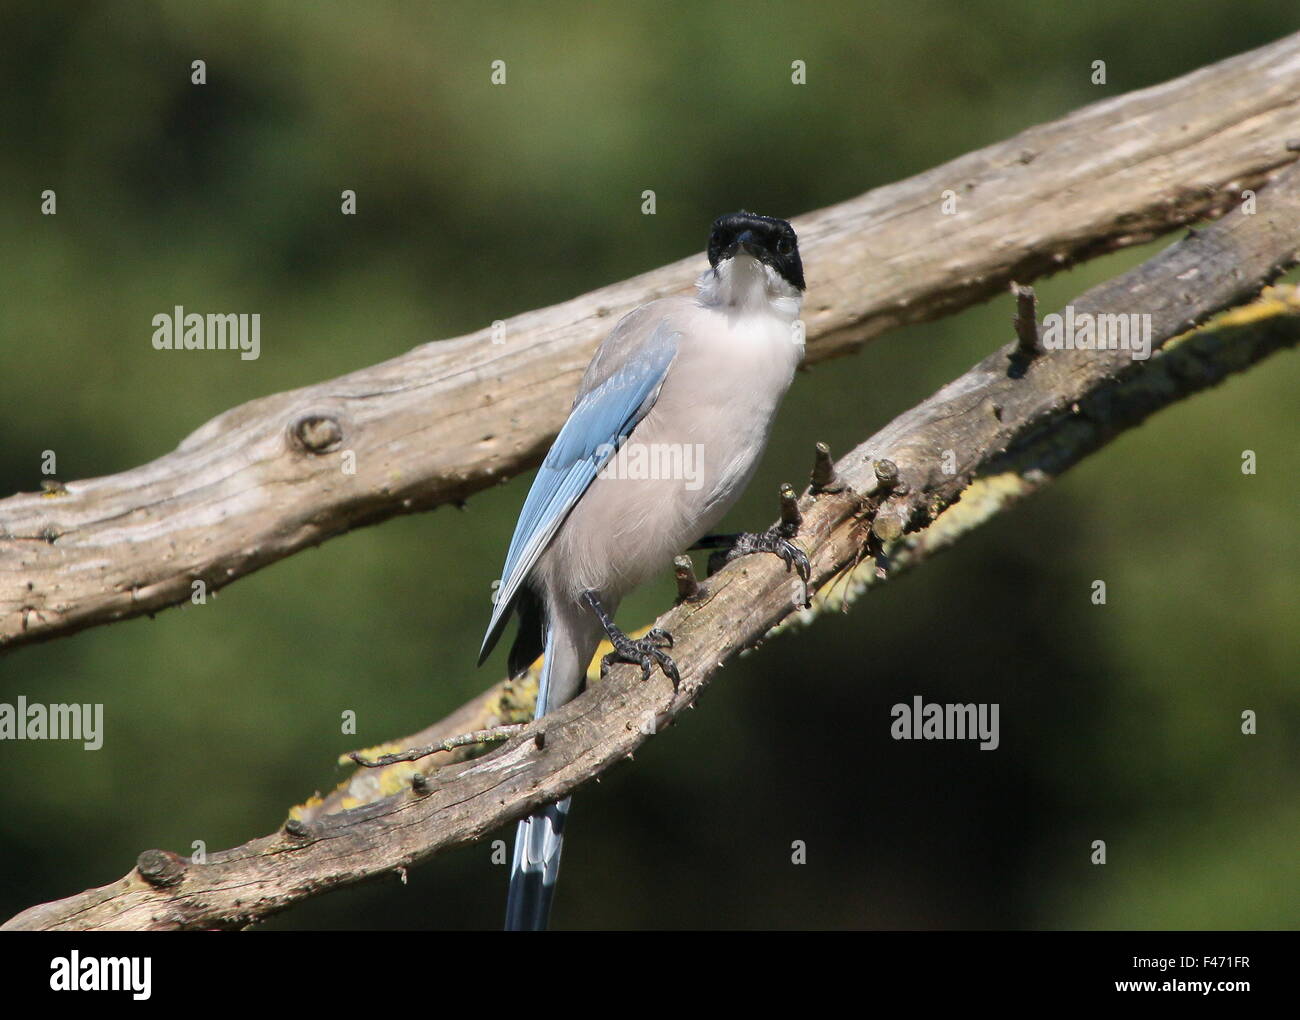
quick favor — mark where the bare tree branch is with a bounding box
[8,161,1298,930]
[4,33,1300,650]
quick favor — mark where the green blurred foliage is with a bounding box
[0,1,1295,929]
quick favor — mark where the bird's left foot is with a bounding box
[694,482,811,584]
[698,526,811,583]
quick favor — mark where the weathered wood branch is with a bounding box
[4,33,1300,650]
[8,162,1298,930]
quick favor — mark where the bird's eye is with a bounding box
[777,238,794,256]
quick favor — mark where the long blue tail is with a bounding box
[505,626,568,930]
[504,796,570,930]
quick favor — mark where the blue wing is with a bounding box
[478,320,679,665]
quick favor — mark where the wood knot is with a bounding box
[283,818,315,840]
[291,414,344,454]
[136,849,187,888]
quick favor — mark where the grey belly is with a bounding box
[537,416,769,601]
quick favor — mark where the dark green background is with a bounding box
[1,2,1295,929]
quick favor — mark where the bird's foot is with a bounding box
[600,626,680,685]
[702,526,811,583]
[695,482,811,584]
[581,591,681,686]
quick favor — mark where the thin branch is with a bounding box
[4,32,1300,650]
[8,163,1299,930]
[349,724,526,768]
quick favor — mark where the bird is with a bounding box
[479,210,810,930]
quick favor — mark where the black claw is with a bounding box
[711,527,811,583]
[658,652,681,687]
[777,538,812,583]
[645,627,674,649]
[601,632,680,688]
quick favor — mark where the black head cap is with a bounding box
[707,211,804,291]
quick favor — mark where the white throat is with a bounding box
[695,254,802,320]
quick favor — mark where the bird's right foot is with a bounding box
[600,626,679,685]
[581,591,680,686]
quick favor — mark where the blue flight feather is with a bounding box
[478,323,679,665]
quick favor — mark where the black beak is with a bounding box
[725,229,766,260]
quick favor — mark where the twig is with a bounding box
[348,725,527,767]
[673,555,704,603]
[810,441,846,494]
[777,483,802,535]
[1010,281,1041,359]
